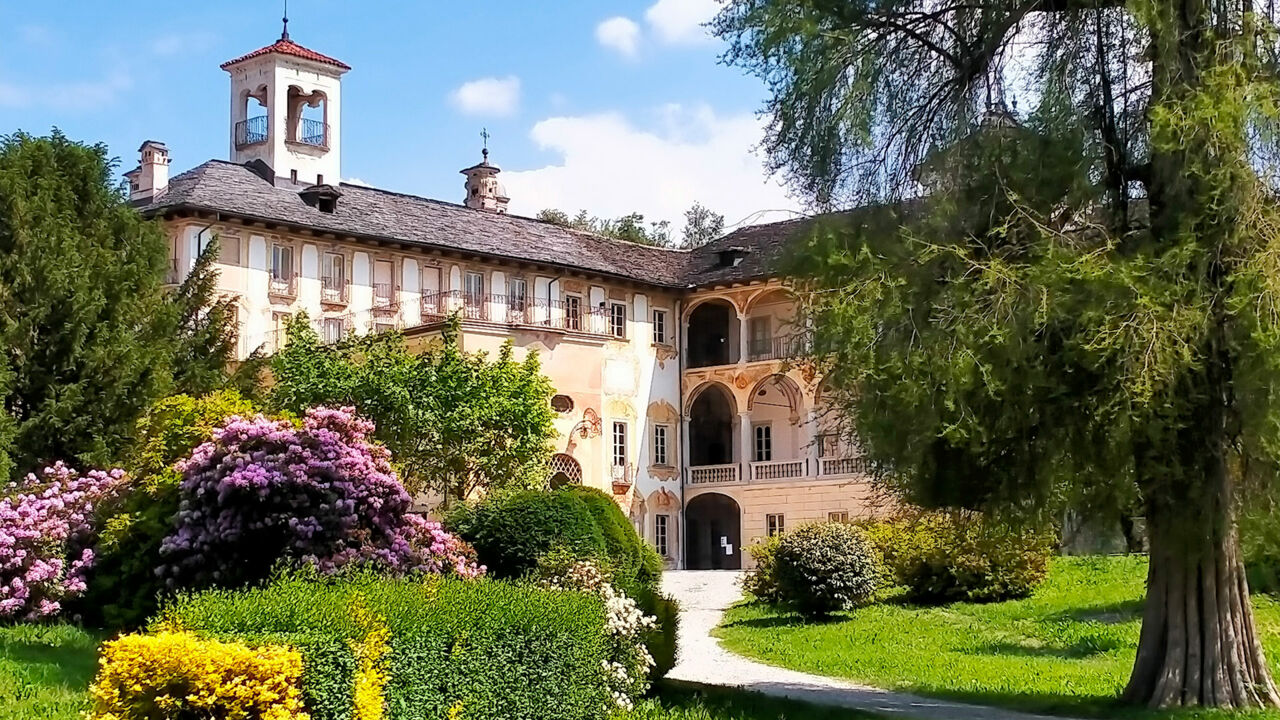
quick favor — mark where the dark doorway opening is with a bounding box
[685,492,742,570]
[687,302,734,367]
[689,384,735,466]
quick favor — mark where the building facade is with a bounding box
[131,29,884,569]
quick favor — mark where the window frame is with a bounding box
[565,294,583,331]
[652,423,670,466]
[322,317,344,345]
[464,270,486,303]
[609,302,627,339]
[828,511,850,523]
[270,243,294,282]
[652,308,668,345]
[753,423,773,463]
[766,513,785,537]
[612,421,628,468]
[509,276,528,311]
[655,514,670,558]
[321,251,345,293]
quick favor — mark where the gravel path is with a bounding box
[660,570,1083,720]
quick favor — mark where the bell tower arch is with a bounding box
[222,17,350,185]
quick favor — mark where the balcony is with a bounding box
[269,274,297,298]
[288,118,330,150]
[747,336,809,363]
[373,283,397,309]
[688,464,740,486]
[750,459,806,481]
[235,116,268,149]
[420,291,613,335]
[820,456,873,477]
[321,276,346,305]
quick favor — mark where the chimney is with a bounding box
[129,140,170,201]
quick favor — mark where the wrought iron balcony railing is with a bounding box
[419,291,613,335]
[747,335,810,363]
[291,118,329,149]
[269,274,297,298]
[373,283,397,308]
[320,276,346,304]
[235,116,268,149]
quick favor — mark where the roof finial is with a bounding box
[480,127,491,163]
[281,0,290,40]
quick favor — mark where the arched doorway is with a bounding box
[689,383,736,466]
[687,300,737,367]
[547,453,582,489]
[685,492,742,570]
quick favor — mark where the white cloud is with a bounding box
[644,0,719,45]
[503,104,802,232]
[596,17,642,58]
[150,31,217,57]
[343,177,373,187]
[448,76,522,117]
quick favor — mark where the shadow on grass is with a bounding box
[641,680,882,719]
[0,625,103,695]
[1046,600,1144,625]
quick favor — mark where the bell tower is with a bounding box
[460,132,510,213]
[222,15,350,185]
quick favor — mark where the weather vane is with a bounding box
[282,0,290,40]
[481,128,491,161]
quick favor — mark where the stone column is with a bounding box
[738,410,753,482]
[805,406,822,478]
[737,311,750,364]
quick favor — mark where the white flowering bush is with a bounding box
[541,559,656,711]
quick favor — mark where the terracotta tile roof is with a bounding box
[220,38,351,71]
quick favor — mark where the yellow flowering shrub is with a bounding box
[88,631,310,720]
[350,596,391,720]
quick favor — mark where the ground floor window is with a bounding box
[766,513,785,537]
[655,514,670,557]
[828,510,850,523]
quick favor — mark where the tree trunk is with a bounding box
[1124,509,1279,708]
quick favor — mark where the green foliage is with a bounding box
[864,511,1055,604]
[75,391,258,628]
[0,623,105,720]
[162,573,613,720]
[270,315,556,499]
[680,202,726,249]
[741,535,784,604]
[772,523,882,619]
[537,203,725,248]
[449,487,678,679]
[0,132,237,479]
[446,489,609,580]
[169,239,241,396]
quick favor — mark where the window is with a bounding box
[766,513,785,537]
[566,295,582,331]
[374,321,397,334]
[829,511,850,523]
[322,317,344,345]
[652,424,670,466]
[820,434,841,458]
[749,316,771,358]
[509,277,528,312]
[270,244,294,282]
[464,271,485,304]
[753,423,773,462]
[550,394,574,413]
[322,252,345,301]
[612,421,628,468]
[653,309,668,345]
[610,302,627,338]
[374,259,395,305]
[270,311,291,351]
[655,514,670,558]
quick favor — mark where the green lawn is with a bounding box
[0,623,104,720]
[715,555,1280,719]
[0,623,868,720]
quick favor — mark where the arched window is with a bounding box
[548,453,583,489]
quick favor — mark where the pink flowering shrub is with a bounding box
[160,407,482,589]
[0,462,125,620]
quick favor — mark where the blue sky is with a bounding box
[0,1,801,230]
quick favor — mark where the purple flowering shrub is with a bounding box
[0,463,125,620]
[160,407,482,588]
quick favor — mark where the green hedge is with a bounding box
[446,487,676,678]
[160,574,612,720]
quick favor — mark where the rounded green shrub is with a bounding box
[867,510,1055,603]
[567,486,663,594]
[773,522,882,618]
[445,489,607,580]
[742,534,783,603]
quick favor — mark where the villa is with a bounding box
[128,26,881,570]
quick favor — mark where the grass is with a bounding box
[715,555,1280,719]
[0,623,867,720]
[0,623,104,720]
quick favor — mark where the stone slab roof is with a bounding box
[140,160,699,288]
